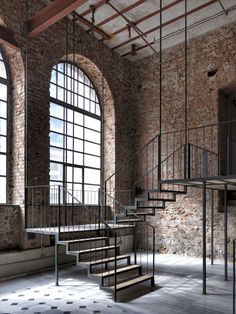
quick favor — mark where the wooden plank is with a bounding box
[0,25,20,50]
[80,254,130,266]
[28,0,88,37]
[93,264,140,277]
[107,274,153,290]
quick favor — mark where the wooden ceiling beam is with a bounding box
[28,0,88,37]
[112,0,218,51]
[0,25,20,50]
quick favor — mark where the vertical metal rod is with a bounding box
[25,187,28,228]
[134,225,137,264]
[184,0,188,178]
[114,232,117,302]
[233,239,235,314]
[25,0,29,188]
[55,237,59,286]
[159,0,162,144]
[211,189,214,265]
[224,184,228,281]
[152,228,155,282]
[202,180,207,294]
[58,185,61,241]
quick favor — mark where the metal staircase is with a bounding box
[25,124,222,301]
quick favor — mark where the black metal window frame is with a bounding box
[49,61,102,205]
[0,47,9,204]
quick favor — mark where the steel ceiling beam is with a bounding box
[107,1,158,55]
[73,12,110,39]
[80,0,107,17]
[95,0,147,28]
[111,0,184,37]
[112,0,218,51]
[0,25,20,50]
[28,0,88,36]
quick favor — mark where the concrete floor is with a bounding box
[0,254,233,314]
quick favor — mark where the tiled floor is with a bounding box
[0,254,233,314]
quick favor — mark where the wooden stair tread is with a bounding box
[80,254,130,266]
[127,212,154,216]
[106,275,153,291]
[116,218,142,223]
[58,237,108,244]
[93,264,140,277]
[70,245,116,255]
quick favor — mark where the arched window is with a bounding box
[0,49,8,204]
[49,61,101,204]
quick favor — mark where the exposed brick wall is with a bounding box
[0,0,135,249]
[133,21,236,257]
[0,205,21,249]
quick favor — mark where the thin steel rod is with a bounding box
[211,189,214,265]
[202,180,207,294]
[55,238,59,286]
[224,184,228,280]
[217,0,228,15]
[25,0,29,187]
[184,0,188,179]
[233,239,235,314]
[159,0,162,136]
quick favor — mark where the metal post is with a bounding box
[114,232,117,302]
[55,236,59,286]
[58,185,61,241]
[187,143,191,179]
[104,181,107,221]
[211,189,214,265]
[233,239,235,314]
[98,189,101,234]
[25,187,28,228]
[158,136,162,190]
[202,181,207,294]
[224,184,228,281]
[152,228,155,286]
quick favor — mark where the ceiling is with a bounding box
[42,0,236,61]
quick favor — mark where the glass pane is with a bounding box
[66,166,73,182]
[0,101,7,118]
[79,83,84,96]
[84,185,99,205]
[90,88,96,101]
[58,72,64,87]
[0,154,6,175]
[84,168,100,185]
[50,83,56,98]
[74,112,83,125]
[84,85,90,99]
[84,99,89,112]
[74,167,82,182]
[67,122,73,136]
[84,154,100,168]
[51,69,57,84]
[67,136,73,150]
[78,70,84,82]
[50,103,63,119]
[78,96,84,109]
[84,141,100,156]
[58,63,64,72]
[58,87,64,101]
[85,128,100,144]
[0,61,7,79]
[50,132,63,148]
[67,151,73,164]
[0,136,6,152]
[0,83,7,101]
[74,125,83,139]
[96,104,101,116]
[90,101,96,114]
[50,147,63,162]
[50,117,63,133]
[0,177,6,203]
[0,118,6,136]
[50,162,63,181]
[84,116,101,132]
[74,152,83,165]
[84,75,90,85]
[74,139,83,152]
[67,109,73,123]
[73,186,82,203]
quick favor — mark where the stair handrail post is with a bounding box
[187,142,191,179]
[58,185,61,241]
[25,187,28,229]
[98,188,101,231]
[184,143,187,179]
[104,181,107,221]
[233,239,236,314]
[153,228,155,279]
[134,224,137,265]
[158,135,161,190]
[114,231,117,302]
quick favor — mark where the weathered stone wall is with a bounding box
[133,21,236,257]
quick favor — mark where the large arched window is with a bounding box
[0,49,8,204]
[49,62,101,204]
